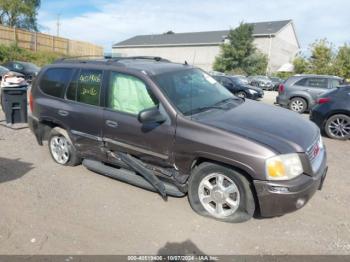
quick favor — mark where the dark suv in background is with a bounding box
[276,74,344,113]
[28,57,327,223]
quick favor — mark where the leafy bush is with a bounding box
[0,43,65,66]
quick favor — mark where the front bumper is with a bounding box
[248,91,264,100]
[254,154,328,217]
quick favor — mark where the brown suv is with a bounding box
[28,57,328,223]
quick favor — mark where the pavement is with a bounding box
[0,91,349,255]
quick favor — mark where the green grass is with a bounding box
[0,44,67,67]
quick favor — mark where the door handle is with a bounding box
[58,110,69,117]
[106,120,119,128]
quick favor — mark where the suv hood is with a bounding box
[193,100,319,154]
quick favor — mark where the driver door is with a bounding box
[102,71,176,167]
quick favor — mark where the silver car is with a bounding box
[276,74,344,113]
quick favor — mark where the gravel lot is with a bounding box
[0,91,349,255]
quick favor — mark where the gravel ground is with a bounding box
[0,91,349,255]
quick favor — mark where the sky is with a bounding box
[38,0,350,53]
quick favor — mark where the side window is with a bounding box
[222,78,232,87]
[331,79,341,88]
[306,78,328,89]
[40,68,74,98]
[107,72,158,115]
[66,69,103,106]
[295,78,307,86]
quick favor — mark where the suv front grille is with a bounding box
[306,136,321,162]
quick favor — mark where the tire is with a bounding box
[48,129,81,166]
[236,91,247,99]
[324,114,350,140]
[289,97,307,114]
[188,162,255,223]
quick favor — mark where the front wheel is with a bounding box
[325,114,350,140]
[188,163,255,223]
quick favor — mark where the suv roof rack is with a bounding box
[107,56,170,63]
[53,56,170,65]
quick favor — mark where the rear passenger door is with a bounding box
[64,68,107,161]
[102,71,175,167]
[305,78,330,100]
[37,67,75,127]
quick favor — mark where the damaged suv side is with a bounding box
[28,57,328,223]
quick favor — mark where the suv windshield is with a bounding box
[153,68,237,115]
[22,62,40,72]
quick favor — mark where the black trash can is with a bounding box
[1,86,28,124]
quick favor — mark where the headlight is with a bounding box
[265,153,303,180]
[248,89,258,94]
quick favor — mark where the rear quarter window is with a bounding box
[39,68,74,98]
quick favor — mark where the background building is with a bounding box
[112,20,300,73]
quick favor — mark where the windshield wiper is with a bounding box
[214,97,242,106]
[184,105,226,115]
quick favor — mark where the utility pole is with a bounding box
[56,14,61,37]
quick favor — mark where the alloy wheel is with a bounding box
[328,116,350,138]
[198,173,240,218]
[50,135,70,164]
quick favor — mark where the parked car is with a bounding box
[310,86,350,140]
[270,77,283,91]
[234,75,249,85]
[28,57,327,223]
[2,61,40,82]
[276,74,344,114]
[248,75,274,90]
[212,75,264,100]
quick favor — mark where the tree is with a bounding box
[334,44,350,79]
[0,0,40,31]
[213,22,268,75]
[308,39,334,75]
[293,56,309,74]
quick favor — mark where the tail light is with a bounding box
[278,84,285,93]
[317,97,331,104]
[28,90,34,113]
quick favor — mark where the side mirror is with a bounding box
[138,107,166,124]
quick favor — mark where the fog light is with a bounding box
[270,186,289,193]
[296,198,306,209]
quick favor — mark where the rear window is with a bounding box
[40,68,74,98]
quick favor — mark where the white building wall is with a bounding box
[269,24,300,72]
[113,45,220,72]
[113,24,299,73]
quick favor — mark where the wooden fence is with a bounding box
[0,24,103,57]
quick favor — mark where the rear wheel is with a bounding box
[325,114,350,140]
[48,129,81,166]
[188,163,255,223]
[289,97,307,113]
